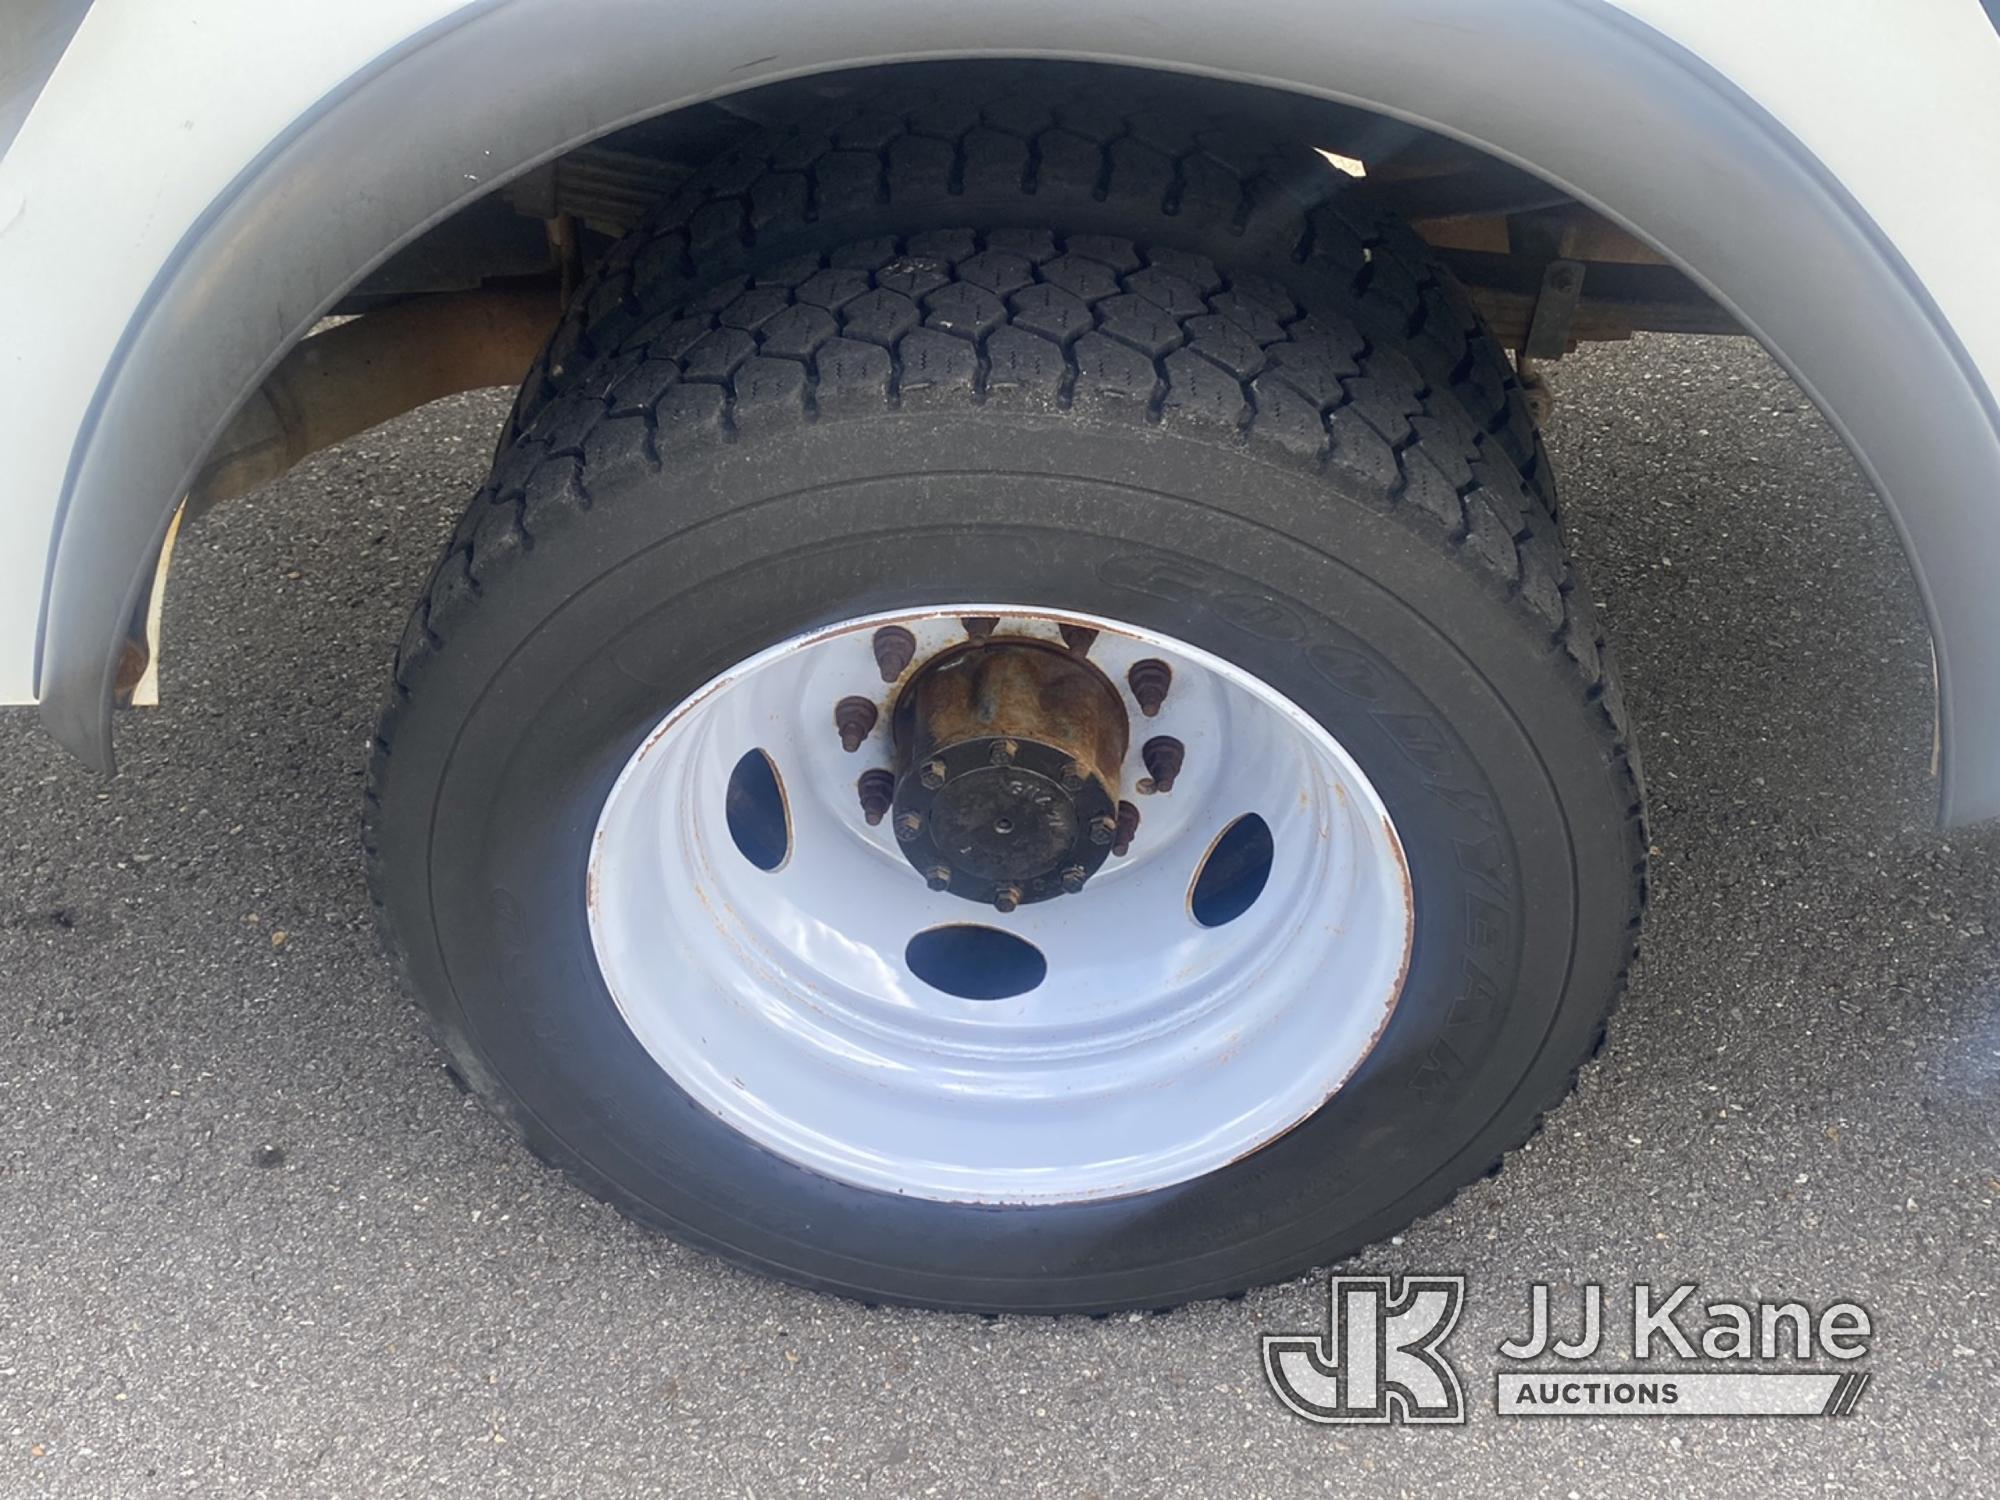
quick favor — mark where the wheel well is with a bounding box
[183,59,1724,557]
[342,60,1730,352]
[38,2,2000,824]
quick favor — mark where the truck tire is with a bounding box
[508,63,1558,516]
[366,220,1643,1313]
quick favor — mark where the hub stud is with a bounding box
[872,626,917,683]
[1059,865,1089,894]
[925,865,953,891]
[919,758,948,790]
[989,738,1019,766]
[1088,814,1117,846]
[1127,659,1172,717]
[993,885,1023,914]
[834,695,879,752]
[856,768,895,825]
[1112,801,1140,857]
[1142,735,1184,793]
[893,811,925,843]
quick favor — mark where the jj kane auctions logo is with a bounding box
[1263,1277,1873,1423]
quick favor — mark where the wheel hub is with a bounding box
[888,640,1127,908]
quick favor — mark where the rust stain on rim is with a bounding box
[1214,806,1415,1173]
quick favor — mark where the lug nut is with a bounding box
[1059,761,1086,792]
[1142,735,1184,793]
[1127,659,1172,718]
[834,695,878,752]
[893,811,925,843]
[1059,624,1098,656]
[1059,864,1089,894]
[993,884,1023,914]
[1088,814,1117,846]
[925,865,953,891]
[872,625,916,683]
[988,738,1018,767]
[1112,801,1140,857]
[919,758,948,790]
[856,768,895,825]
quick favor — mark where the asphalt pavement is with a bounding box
[0,335,1994,1497]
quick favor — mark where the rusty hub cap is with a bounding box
[888,641,1127,909]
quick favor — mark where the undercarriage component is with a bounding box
[185,282,558,517]
[1524,258,1587,360]
[108,283,559,713]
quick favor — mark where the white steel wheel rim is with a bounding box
[587,607,1413,1205]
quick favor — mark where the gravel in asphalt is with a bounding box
[0,334,1994,1497]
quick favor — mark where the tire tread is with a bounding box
[504,65,1559,515]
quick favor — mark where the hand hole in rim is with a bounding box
[905,924,1048,1001]
[1189,813,1275,927]
[724,748,790,871]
